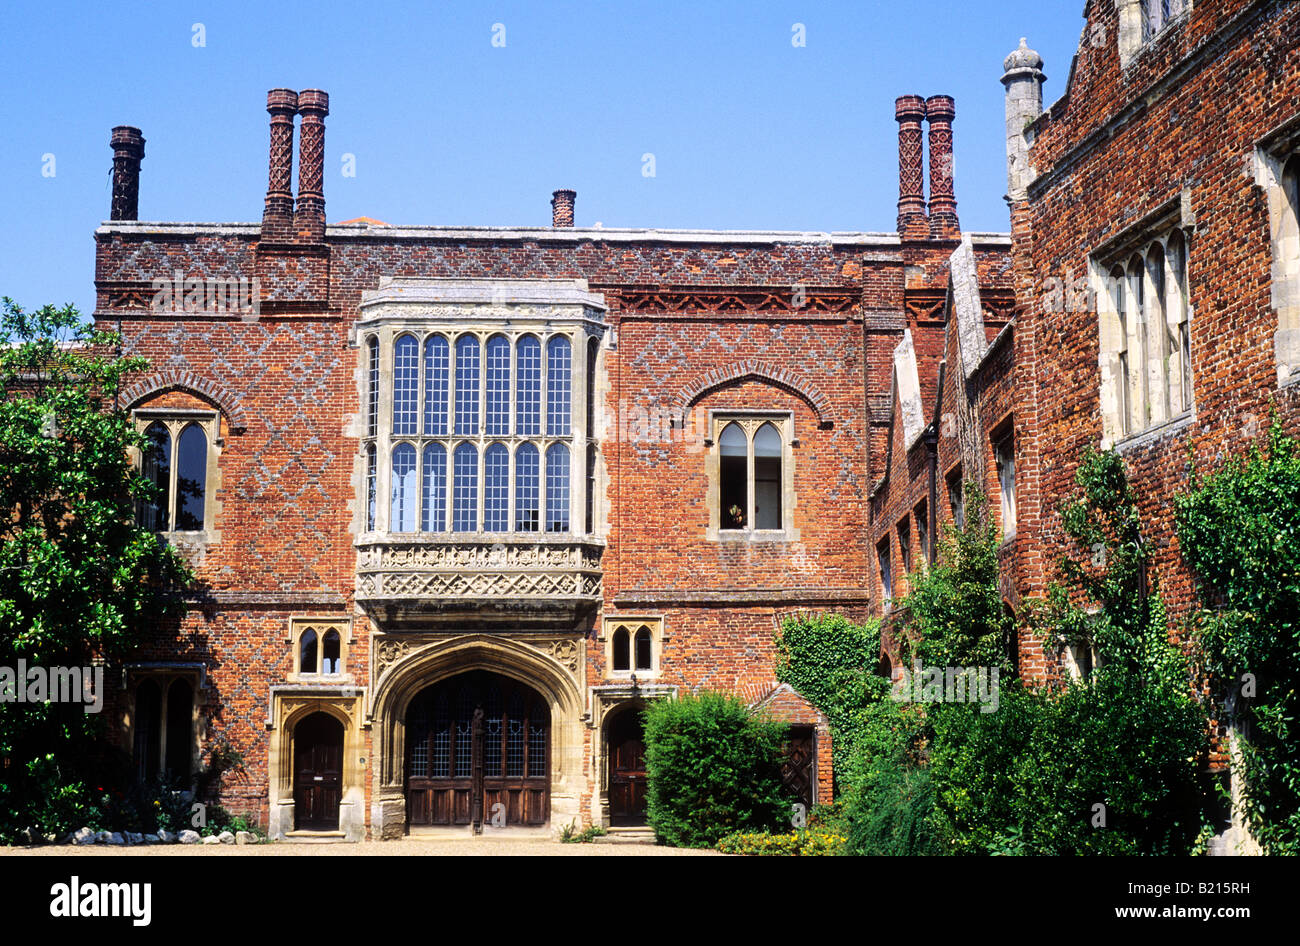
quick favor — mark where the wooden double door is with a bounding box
[405,671,550,829]
[294,713,344,831]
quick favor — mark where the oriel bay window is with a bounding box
[362,328,594,535]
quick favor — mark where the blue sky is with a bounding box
[0,0,1086,317]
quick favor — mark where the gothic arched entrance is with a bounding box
[405,670,551,828]
[294,712,344,831]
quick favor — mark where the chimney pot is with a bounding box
[109,126,145,221]
[551,189,576,228]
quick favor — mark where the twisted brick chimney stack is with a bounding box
[551,189,576,228]
[294,89,330,243]
[262,89,298,242]
[895,95,927,236]
[925,95,959,237]
[109,126,145,221]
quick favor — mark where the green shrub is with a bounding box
[717,825,847,856]
[643,690,789,848]
[1176,420,1300,854]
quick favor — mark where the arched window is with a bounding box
[455,335,480,435]
[300,628,318,674]
[365,443,377,531]
[719,423,747,530]
[423,335,450,436]
[322,629,341,674]
[753,422,782,530]
[1127,254,1148,429]
[139,421,171,531]
[1146,241,1170,421]
[1111,264,1130,436]
[165,678,192,779]
[515,443,540,532]
[546,336,572,436]
[486,335,511,436]
[545,443,570,533]
[453,443,478,532]
[1166,230,1191,414]
[516,336,542,436]
[366,336,379,437]
[484,443,509,532]
[393,333,419,435]
[634,625,652,671]
[173,424,207,531]
[391,443,417,531]
[421,443,447,532]
[612,627,630,671]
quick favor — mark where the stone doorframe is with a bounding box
[266,685,367,841]
[369,633,586,839]
[588,683,676,827]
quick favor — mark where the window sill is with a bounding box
[607,670,659,681]
[1110,409,1196,453]
[713,529,798,544]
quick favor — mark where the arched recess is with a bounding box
[675,361,833,429]
[268,694,366,841]
[120,371,247,432]
[370,634,585,838]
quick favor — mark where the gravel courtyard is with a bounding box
[4,838,720,856]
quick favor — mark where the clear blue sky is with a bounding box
[0,0,1085,317]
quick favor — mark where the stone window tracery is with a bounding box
[708,413,795,539]
[133,412,220,539]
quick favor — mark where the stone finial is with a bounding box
[1001,40,1046,204]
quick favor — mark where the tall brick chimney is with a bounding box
[895,95,927,236]
[926,95,959,237]
[109,126,145,221]
[262,89,298,242]
[294,89,330,243]
[551,189,576,228]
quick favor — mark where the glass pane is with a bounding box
[546,336,572,436]
[486,335,510,436]
[546,443,570,533]
[366,337,379,437]
[754,423,781,530]
[430,694,449,778]
[453,443,478,532]
[391,443,417,532]
[423,335,450,436]
[393,334,419,435]
[484,443,509,532]
[366,445,377,530]
[174,423,206,530]
[421,443,447,532]
[483,687,502,777]
[165,679,192,780]
[455,335,480,435]
[527,701,547,778]
[635,627,652,670]
[507,690,525,778]
[300,630,318,673]
[612,628,629,671]
[139,421,171,531]
[515,443,539,532]
[134,679,161,782]
[719,423,746,530]
[322,630,341,674]
[516,336,542,436]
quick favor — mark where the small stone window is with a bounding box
[605,617,662,677]
[877,536,893,609]
[707,413,796,540]
[946,466,964,531]
[292,618,349,678]
[1256,138,1300,382]
[130,673,196,784]
[1118,0,1190,66]
[914,500,929,567]
[898,516,912,576]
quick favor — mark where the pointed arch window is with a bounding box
[710,414,793,538]
[133,413,218,537]
[393,334,419,436]
[423,335,450,436]
[604,617,663,677]
[455,335,480,435]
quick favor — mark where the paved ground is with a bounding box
[4,838,720,856]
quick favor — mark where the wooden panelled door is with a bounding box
[293,712,343,831]
[406,671,550,829]
[608,708,647,826]
[781,725,816,811]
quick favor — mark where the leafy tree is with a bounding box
[1176,420,1300,854]
[0,299,192,841]
[642,690,789,848]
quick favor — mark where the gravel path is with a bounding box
[4,838,721,856]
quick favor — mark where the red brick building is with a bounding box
[95,83,1010,838]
